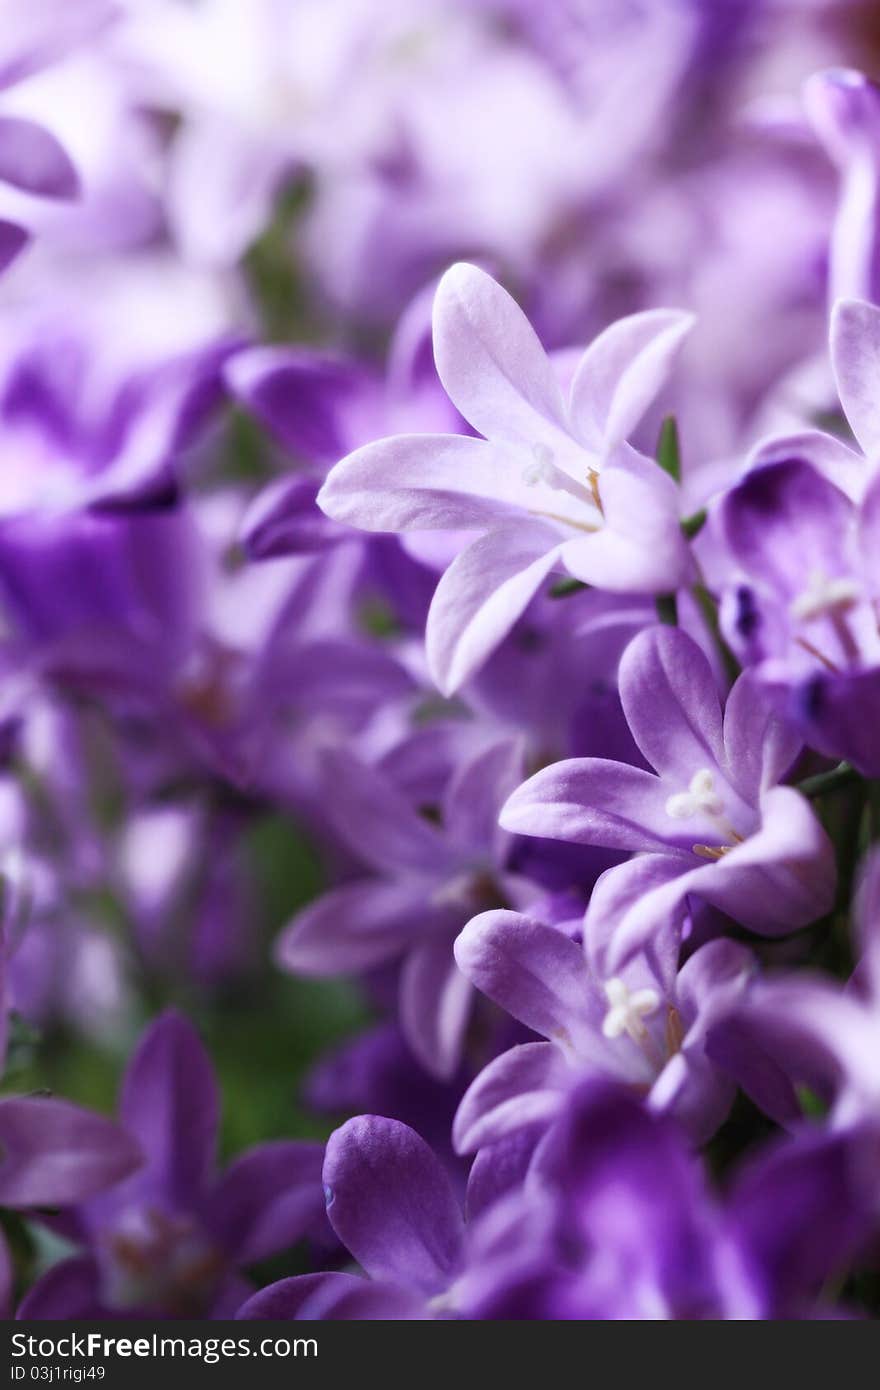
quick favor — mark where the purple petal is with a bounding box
[584,856,687,980]
[454,911,600,1044]
[0,220,28,273]
[236,1273,365,1321]
[119,1010,219,1207]
[805,71,880,305]
[453,1042,567,1153]
[722,671,801,804]
[748,430,866,501]
[569,309,694,452]
[399,933,473,1079]
[319,750,454,877]
[432,263,568,446]
[240,473,342,557]
[16,1257,105,1320]
[465,1129,543,1221]
[721,457,854,597]
[601,789,833,972]
[318,433,522,532]
[728,1124,880,1316]
[648,1050,736,1144]
[225,347,374,462]
[442,737,524,859]
[0,1099,141,1209]
[618,626,726,781]
[500,758,680,853]
[0,115,78,199]
[205,1141,325,1263]
[276,880,432,976]
[298,1278,427,1320]
[426,522,564,694]
[832,298,880,459]
[323,1115,464,1293]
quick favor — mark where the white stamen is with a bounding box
[602,977,661,1042]
[521,442,557,488]
[665,767,724,821]
[790,571,860,623]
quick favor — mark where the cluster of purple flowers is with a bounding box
[3,0,880,1322]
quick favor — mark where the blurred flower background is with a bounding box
[3,0,880,1321]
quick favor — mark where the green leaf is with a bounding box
[656,415,681,482]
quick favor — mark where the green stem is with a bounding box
[655,593,678,626]
[691,584,739,685]
[549,577,588,599]
[796,761,860,799]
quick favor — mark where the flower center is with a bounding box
[790,570,860,623]
[665,767,724,820]
[790,570,861,669]
[602,977,660,1045]
[664,768,745,859]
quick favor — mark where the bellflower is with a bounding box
[19,1011,326,1319]
[730,848,880,1126]
[501,625,835,968]
[717,448,880,772]
[276,736,538,1078]
[319,263,694,692]
[457,1079,880,1320]
[451,907,752,1153]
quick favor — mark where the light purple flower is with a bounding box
[276,736,537,1078]
[319,263,694,692]
[501,625,834,968]
[452,905,751,1151]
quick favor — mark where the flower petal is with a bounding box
[399,933,473,1080]
[454,910,601,1044]
[205,1141,326,1264]
[618,625,726,781]
[276,880,433,977]
[323,1115,464,1293]
[432,262,569,446]
[831,297,880,459]
[319,433,522,532]
[319,749,454,877]
[119,1010,218,1207]
[0,115,78,199]
[0,1099,140,1209]
[569,309,694,453]
[452,1042,568,1153]
[500,758,679,853]
[426,522,564,694]
[235,1273,366,1320]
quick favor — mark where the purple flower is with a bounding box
[717,447,880,771]
[452,905,751,1151]
[18,1011,325,1319]
[276,736,538,1077]
[319,263,693,691]
[501,625,835,968]
[457,1079,879,1320]
[730,847,880,1126]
